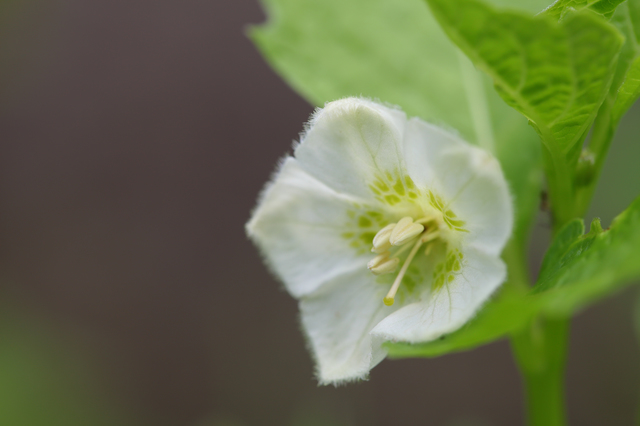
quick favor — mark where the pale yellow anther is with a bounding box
[371,223,396,254]
[390,217,425,246]
[367,253,400,275]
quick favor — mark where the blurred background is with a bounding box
[0,1,638,425]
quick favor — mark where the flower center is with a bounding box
[367,216,441,306]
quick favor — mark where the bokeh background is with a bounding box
[0,1,639,425]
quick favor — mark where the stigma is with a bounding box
[367,216,441,306]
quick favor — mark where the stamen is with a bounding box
[371,223,396,253]
[383,238,424,306]
[415,215,437,225]
[367,252,400,275]
[421,230,440,243]
[390,217,424,246]
[424,243,433,257]
[390,239,416,258]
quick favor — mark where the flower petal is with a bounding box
[295,98,409,200]
[246,157,374,298]
[370,246,505,343]
[402,118,512,256]
[299,269,399,384]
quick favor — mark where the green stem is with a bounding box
[541,144,576,233]
[505,233,568,426]
[514,136,580,424]
[511,317,570,426]
[511,91,618,426]
[502,237,531,293]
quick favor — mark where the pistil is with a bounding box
[369,216,442,306]
[383,237,424,306]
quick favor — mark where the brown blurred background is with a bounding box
[0,1,638,425]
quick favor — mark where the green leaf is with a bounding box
[544,0,636,124]
[0,305,135,426]
[534,199,640,315]
[535,219,584,284]
[543,0,626,21]
[570,2,640,217]
[425,0,623,155]
[388,195,640,358]
[612,56,640,123]
[425,0,623,226]
[251,0,549,245]
[534,217,603,294]
[608,1,640,124]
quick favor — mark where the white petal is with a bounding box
[247,157,377,298]
[370,247,505,343]
[300,269,400,384]
[402,118,512,255]
[295,98,409,199]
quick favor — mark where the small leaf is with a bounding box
[536,219,584,285]
[534,217,602,293]
[535,198,640,315]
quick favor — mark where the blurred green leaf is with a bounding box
[389,195,640,357]
[251,0,550,245]
[542,0,626,20]
[0,308,134,426]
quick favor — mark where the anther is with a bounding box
[390,217,424,246]
[367,253,400,275]
[371,223,396,253]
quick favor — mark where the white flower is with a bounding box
[246,98,512,385]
